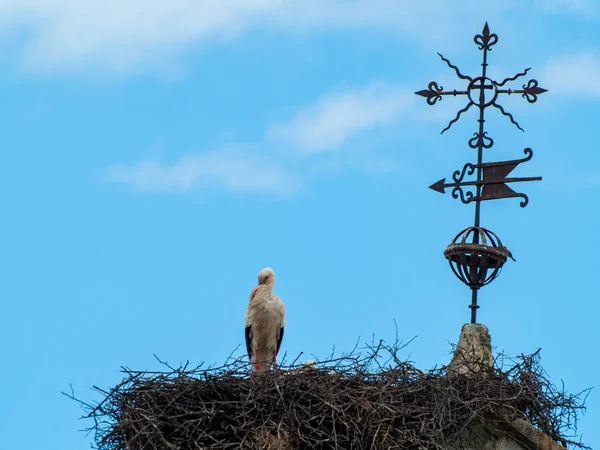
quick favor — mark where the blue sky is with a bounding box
[0,1,598,449]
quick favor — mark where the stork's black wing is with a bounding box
[276,326,284,355]
[245,326,252,361]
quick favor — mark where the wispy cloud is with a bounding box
[268,83,412,155]
[105,147,302,195]
[106,82,419,194]
[541,52,600,96]
[0,0,524,75]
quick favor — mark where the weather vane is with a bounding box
[416,22,546,324]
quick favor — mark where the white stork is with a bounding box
[244,267,285,373]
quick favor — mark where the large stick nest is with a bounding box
[68,341,590,450]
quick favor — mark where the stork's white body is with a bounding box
[244,268,285,373]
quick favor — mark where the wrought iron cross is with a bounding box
[416,23,546,323]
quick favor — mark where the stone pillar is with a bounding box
[448,323,494,376]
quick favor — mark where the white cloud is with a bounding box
[541,53,600,96]
[105,82,418,194]
[105,147,302,194]
[0,0,282,74]
[0,0,518,75]
[268,83,412,155]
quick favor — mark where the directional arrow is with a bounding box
[429,175,542,195]
[429,178,448,194]
[430,148,542,206]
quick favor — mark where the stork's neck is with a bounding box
[259,282,274,291]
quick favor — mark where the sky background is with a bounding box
[0,1,598,449]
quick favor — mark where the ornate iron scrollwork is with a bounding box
[415,22,545,324]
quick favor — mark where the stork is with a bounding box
[244,267,285,373]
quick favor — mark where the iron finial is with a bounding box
[416,23,546,323]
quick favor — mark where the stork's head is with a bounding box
[257,267,275,286]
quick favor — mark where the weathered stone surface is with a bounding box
[448,323,494,376]
[503,419,567,450]
[450,419,568,450]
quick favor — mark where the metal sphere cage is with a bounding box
[444,227,515,290]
